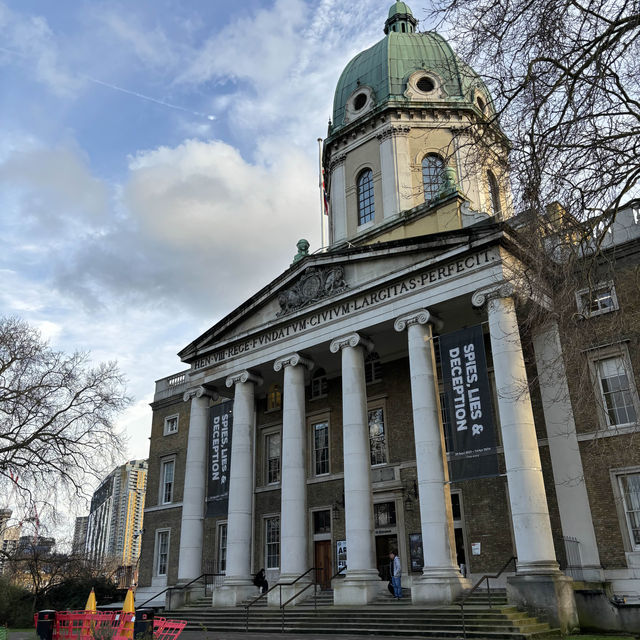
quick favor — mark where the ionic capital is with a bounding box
[183,385,219,403]
[273,352,314,372]
[471,281,516,309]
[394,308,443,333]
[225,370,263,389]
[329,332,374,354]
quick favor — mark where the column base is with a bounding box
[333,569,382,605]
[267,576,313,608]
[411,571,471,604]
[212,579,259,607]
[507,573,579,634]
[166,580,205,610]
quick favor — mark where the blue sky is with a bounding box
[0,1,436,518]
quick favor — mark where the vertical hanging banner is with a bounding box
[439,325,499,481]
[206,400,233,517]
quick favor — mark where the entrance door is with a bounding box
[375,534,398,580]
[314,540,332,590]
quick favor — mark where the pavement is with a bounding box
[180,634,426,640]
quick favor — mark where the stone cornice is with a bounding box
[183,385,219,402]
[376,125,411,142]
[273,353,314,372]
[225,370,263,388]
[394,308,443,333]
[329,332,374,354]
[471,281,516,308]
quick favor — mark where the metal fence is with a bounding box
[562,536,583,579]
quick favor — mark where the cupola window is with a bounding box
[357,169,375,225]
[487,170,501,217]
[422,154,446,202]
[477,96,486,113]
[417,76,435,93]
[353,92,367,111]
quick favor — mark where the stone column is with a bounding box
[394,310,470,603]
[178,385,218,583]
[269,353,314,606]
[329,333,381,605]
[212,370,262,607]
[472,283,578,633]
[532,322,603,581]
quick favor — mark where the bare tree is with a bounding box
[430,0,640,223]
[0,317,129,506]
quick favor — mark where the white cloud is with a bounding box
[0,1,78,95]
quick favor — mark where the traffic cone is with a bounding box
[120,589,135,639]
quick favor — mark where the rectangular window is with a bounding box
[368,407,387,465]
[313,510,331,534]
[374,502,396,527]
[313,421,329,476]
[576,282,618,317]
[265,432,281,484]
[311,372,328,399]
[155,530,169,576]
[163,415,178,435]
[619,473,640,550]
[217,522,227,573]
[265,517,280,569]
[161,459,175,504]
[595,355,637,427]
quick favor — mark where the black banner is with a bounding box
[206,401,233,517]
[439,325,499,481]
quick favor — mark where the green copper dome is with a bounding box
[331,3,491,134]
[388,1,413,17]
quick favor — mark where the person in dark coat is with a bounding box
[253,568,269,593]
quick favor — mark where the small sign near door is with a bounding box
[409,533,424,571]
[336,540,347,571]
[471,542,481,555]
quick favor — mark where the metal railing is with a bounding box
[137,573,223,609]
[245,565,347,632]
[459,556,516,640]
[562,536,583,579]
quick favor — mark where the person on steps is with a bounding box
[389,551,402,599]
[253,568,268,593]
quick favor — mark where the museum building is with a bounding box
[136,3,640,630]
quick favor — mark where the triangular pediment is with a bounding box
[178,224,506,363]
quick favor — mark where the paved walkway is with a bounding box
[181,633,425,640]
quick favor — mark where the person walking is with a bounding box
[389,551,402,599]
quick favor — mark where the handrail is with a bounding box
[280,568,319,632]
[459,556,517,640]
[137,573,221,609]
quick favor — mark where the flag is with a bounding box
[321,166,330,216]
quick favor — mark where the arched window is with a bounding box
[422,154,445,203]
[267,384,282,411]
[488,170,501,217]
[357,169,375,225]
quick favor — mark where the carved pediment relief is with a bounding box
[276,266,348,317]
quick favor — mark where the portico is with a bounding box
[171,227,578,627]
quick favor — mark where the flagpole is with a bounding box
[317,137,325,250]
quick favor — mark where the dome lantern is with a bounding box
[384,2,418,34]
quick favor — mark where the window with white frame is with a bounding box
[368,407,387,465]
[618,472,640,550]
[155,529,170,576]
[265,516,280,569]
[312,420,329,476]
[311,368,328,399]
[160,458,175,504]
[576,281,618,317]
[265,431,281,484]
[217,522,228,573]
[590,349,638,428]
[365,352,382,384]
[163,414,179,436]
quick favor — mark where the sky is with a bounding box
[0,1,438,522]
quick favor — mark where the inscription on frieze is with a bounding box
[277,266,348,316]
